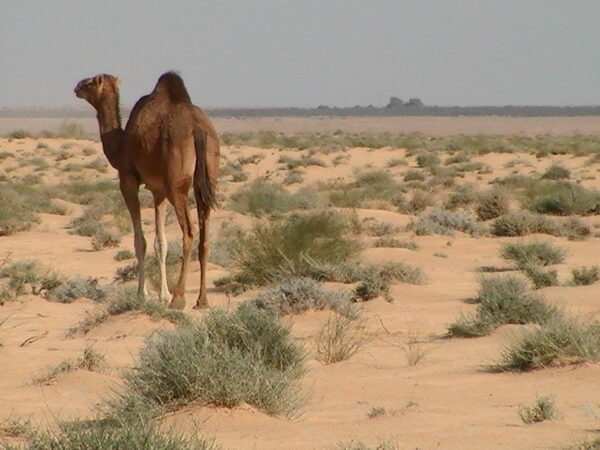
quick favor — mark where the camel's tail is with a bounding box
[193,130,217,209]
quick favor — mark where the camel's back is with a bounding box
[125,72,217,148]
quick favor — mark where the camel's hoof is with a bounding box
[193,301,208,310]
[168,295,186,310]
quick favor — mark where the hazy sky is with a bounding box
[2,1,599,108]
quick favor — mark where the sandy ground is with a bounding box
[3,115,600,136]
[1,121,600,449]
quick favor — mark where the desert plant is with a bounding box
[410,208,483,236]
[416,152,440,168]
[522,265,559,289]
[228,178,322,217]
[448,275,558,337]
[495,315,600,371]
[403,169,425,182]
[122,305,304,416]
[372,237,418,250]
[227,210,360,286]
[315,313,365,364]
[491,211,564,237]
[47,278,106,303]
[475,188,510,221]
[115,249,134,261]
[445,184,479,210]
[32,346,106,384]
[569,266,600,286]
[500,241,566,267]
[518,395,558,423]
[247,278,357,318]
[403,331,426,366]
[327,169,404,208]
[541,164,570,180]
[524,181,600,216]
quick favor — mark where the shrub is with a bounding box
[570,266,600,286]
[403,170,425,182]
[0,260,62,297]
[445,184,479,210]
[397,190,433,214]
[475,188,510,221]
[541,164,570,180]
[122,305,304,416]
[14,413,216,449]
[416,152,440,168]
[352,261,425,302]
[91,228,122,250]
[495,315,600,371]
[448,275,558,337]
[518,395,558,424]
[228,179,322,217]
[491,211,563,237]
[227,210,360,286]
[247,278,357,318]
[47,278,106,303]
[522,265,559,289]
[410,208,483,236]
[115,250,134,261]
[315,314,365,364]
[0,182,59,235]
[500,241,566,267]
[524,181,600,216]
[327,169,404,208]
[372,238,418,250]
[105,287,189,326]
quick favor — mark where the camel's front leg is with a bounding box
[120,174,148,299]
[153,194,171,303]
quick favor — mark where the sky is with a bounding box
[1,0,600,108]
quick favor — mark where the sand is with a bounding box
[1,120,600,449]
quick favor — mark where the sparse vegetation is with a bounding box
[247,277,357,318]
[409,208,483,236]
[327,169,404,209]
[32,346,106,384]
[315,313,365,364]
[448,275,558,337]
[523,181,600,216]
[569,266,600,286]
[491,210,590,239]
[121,305,304,416]
[475,188,510,221]
[495,315,600,371]
[541,164,570,180]
[500,241,566,268]
[518,395,558,424]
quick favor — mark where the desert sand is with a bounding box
[1,118,600,449]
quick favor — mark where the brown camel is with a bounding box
[74,72,220,309]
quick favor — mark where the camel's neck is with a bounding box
[95,94,123,170]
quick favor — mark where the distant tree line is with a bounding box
[2,100,600,118]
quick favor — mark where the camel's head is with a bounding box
[74,74,120,107]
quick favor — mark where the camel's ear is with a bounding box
[93,74,104,88]
[115,77,121,86]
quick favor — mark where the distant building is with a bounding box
[407,98,424,107]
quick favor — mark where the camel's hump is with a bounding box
[154,71,192,104]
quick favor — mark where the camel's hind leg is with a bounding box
[153,193,171,304]
[168,190,196,310]
[194,203,211,309]
[119,174,148,299]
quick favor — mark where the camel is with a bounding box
[74,72,220,309]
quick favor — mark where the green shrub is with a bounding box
[518,395,558,423]
[570,266,600,286]
[403,170,425,182]
[105,287,189,326]
[351,261,425,302]
[522,265,559,289]
[495,315,600,371]
[541,164,570,180]
[14,413,217,450]
[475,188,510,221]
[227,210,360,286]
[448,275,558,337]
[500,241,566,267]
[5,129,33,139]
[410,208,483,236]
[372,238,418,250]
[228,179,322,217]
[115,250,134,261]
[327,169,404,208]
[524,181,600,216]
[416,152,440,168]
[445,184,479,210]
[0,182,60,235]
[247,278,357,318]
[491,211,563,237]
[123,306,304,416]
